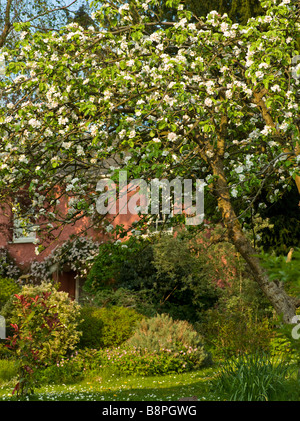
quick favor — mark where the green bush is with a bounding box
[37,345,208,379]
[2,281,82,362]
[94,345,208,376]
[78,305,144,349]
[0,277,21,310]
[85,231,224,324]
[92,287,159,318]
[126,313,211,368]
[35,353,86,385]
[201,304,274,359]
[0,343,12,359]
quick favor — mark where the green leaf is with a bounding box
[158,121,167,130]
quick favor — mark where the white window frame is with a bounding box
[148,212,173,235]
[12,216,37,244]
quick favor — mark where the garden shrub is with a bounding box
[29,236,100,283]
[0,342,12,359]
[38,345,208,379]
[35,352,86,385]
[4,287,81,396]
[84,230,226,324]
[77,305,144,349]
[94,345,207,376]
[0,276,21,310]
[92,287,159,318]
[268,313,300,367]
[0,247,22,280]
[0,358,18,382]
[2,281,82,362]
[126,313,211,368]
[257,249,300,365]
[201,302,274,359]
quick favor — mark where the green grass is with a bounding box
[0,365,218,401]
[1,356,299,401]
[0,359,18,382]
[210,353,300,401]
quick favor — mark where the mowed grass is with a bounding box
[1,357,299,402]
[0,363,219,401]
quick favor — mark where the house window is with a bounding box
[12,216,37,244]
[147,212,173,235]
[145,186,174,236]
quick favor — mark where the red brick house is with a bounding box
[0,193,139,300]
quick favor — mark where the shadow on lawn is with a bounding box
[3,374,217,401]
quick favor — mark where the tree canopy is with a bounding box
[0,0,85,49]
[185,0,265,24]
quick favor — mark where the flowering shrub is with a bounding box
[0,247,22,280]
[5,290,73,396]
[29,237,100,282]
[94,345,209,376]
[127,313,210,360]
[3,282,82,368]
[34,344,210,381]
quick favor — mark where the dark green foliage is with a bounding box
[0,277,20,310]
[84,232,221,324]
[137,0,264,26]
[77,305,144,349]
[188,0,265,24]
[255,185,300,256]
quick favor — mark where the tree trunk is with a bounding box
[211,158,296,324]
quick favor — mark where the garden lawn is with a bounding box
[0,366,218,401]
[1,357,300,401]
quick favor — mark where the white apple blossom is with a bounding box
[167,132,177,142]
[28,118,41,128]
[270,84,281,92]
[204,98,213,107]
[255,71,264,79]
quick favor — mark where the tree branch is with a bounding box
[0,0,13,48]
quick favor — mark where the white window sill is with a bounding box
[12,237,37,244]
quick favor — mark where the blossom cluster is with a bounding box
[29,237,100,282]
